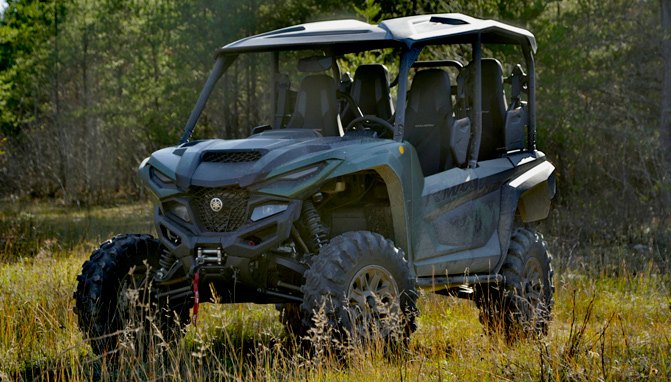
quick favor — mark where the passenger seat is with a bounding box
[458,58,507,160]
[404,69,453,176]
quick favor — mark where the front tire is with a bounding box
[73,234,190,356]
[301,231,417,347]
[477,227,554,341]
[276,303,307,337]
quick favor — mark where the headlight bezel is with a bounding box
[150,166,177,188]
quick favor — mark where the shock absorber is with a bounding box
[155,248,179,280]
[158,248,177,270]
[301,199,328,252]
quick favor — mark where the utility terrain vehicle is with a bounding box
[74,14,555,354]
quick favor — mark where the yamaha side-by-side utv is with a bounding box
[74,14,555,354]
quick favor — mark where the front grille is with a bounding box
[202,150,263,163]
[192,187,249,232]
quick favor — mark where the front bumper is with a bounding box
[155,198,301,278]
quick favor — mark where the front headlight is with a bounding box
[278,164,323,181]
[258,160,341,197]
[165,201,191,223]
[250,203,288,222]
[260,163,325,191]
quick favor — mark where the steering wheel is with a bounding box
[344,115,395,138]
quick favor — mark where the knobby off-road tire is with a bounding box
[73,234,190,356]
[276,303,308,338]
[477,227,554,342]
[301,231,418,347]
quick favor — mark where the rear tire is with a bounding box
[73,234,190,356]
[301,231,417,347]
[477,227,554,341]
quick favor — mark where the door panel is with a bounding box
[412,161,512,277]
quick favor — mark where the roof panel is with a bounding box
[218,13,536,55]
[380,14,536,51]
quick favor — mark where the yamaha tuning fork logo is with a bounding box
[210,197,223,212]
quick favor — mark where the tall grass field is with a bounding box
[0,200,669,381]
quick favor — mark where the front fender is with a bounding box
[323,140,424,256]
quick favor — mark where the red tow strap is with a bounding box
[192,271,200,326]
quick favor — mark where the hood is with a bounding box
[144,129,387,191]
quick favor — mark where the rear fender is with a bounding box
[496,160,555,272]
[509,160,556,223]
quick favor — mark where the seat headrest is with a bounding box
[353,64,389,84]
[288,74,338,136]
[461,58,505,95]
[297,56,333,73]
[351,64,393,119]
[407,69,452,114]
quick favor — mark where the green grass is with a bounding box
[0,201,669,381]
[0,199,154,262]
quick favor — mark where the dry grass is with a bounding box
[0,201,669,381]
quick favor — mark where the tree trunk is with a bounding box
[54,0,69,202]
[661,0,671,161]
[661,0,671,213]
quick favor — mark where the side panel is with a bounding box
[412,153,554,278]
[320,144,544,277]
[412,160,512,277]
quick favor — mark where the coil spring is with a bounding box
[159,248,177,270]
[302,200,328,251]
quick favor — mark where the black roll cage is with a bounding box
[179,35,537,165]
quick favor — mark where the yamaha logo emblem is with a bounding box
[210,197,223,212]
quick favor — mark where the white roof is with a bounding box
[219,14,537,54]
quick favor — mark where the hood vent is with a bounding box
[202,150,263,163]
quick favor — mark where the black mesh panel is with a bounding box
[191,187,249,232]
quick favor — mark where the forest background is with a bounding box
[0,0,669,245]
[1,0,670,266]
[0,0,670,380]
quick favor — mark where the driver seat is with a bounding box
[340,64,394,127]
[287,74,339,137]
